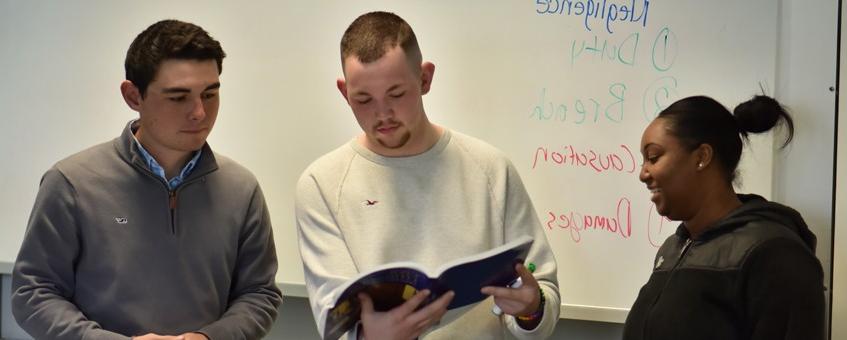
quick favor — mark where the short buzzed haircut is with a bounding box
[125,19,226,97]
[340,11,422,71]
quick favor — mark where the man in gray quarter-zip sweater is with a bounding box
[11,20,282,340]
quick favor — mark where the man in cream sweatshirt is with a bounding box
[296,11,560,340]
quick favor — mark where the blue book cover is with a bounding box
[322,235,534,340]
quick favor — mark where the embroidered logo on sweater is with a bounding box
[363,200,379,206]
[115,217,128,224]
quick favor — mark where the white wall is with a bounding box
[772,1,838,337]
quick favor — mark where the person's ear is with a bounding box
[695,144,714,170]
[420,62,434,95]
[120,80,143,112]
[336,78,349,102]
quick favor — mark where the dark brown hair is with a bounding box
[125,19,225,97]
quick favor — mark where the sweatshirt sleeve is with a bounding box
[500,162,561,339]
[198,184,283,339]
[295,170,361,340]
[11,168,130,340]
[744,237,825,340]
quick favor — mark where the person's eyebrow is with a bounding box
[642,143,659,152]
[204,82,221,91]
[161,82,220,94]
[162,87,190,94]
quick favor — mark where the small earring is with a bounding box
[698,162,704,169]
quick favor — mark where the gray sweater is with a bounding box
[296,130,560,340]
[12,121,282,340]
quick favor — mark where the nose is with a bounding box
[188,98,206,121]
[639,163,650,183]
[374,100,393,119]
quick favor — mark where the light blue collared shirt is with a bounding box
[131,132,202,190]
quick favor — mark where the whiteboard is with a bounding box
[0,1,777,323]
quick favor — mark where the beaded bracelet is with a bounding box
[517,288,545,321]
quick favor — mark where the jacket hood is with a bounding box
[680,194,817,251]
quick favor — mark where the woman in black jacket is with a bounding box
[623,95,825,340]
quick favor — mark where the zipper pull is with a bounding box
[169,191,177,210]
[679,238,693,258]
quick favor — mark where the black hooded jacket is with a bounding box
[623,194,825,340]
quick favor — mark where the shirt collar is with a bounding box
[130,120,202,190]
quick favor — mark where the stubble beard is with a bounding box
[376,130,412,149]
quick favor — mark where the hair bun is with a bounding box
[733,95,794,148]
[733,95,783,133]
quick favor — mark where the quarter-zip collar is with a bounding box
[113,120,219,186]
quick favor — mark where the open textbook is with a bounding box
[321,235,534,340]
